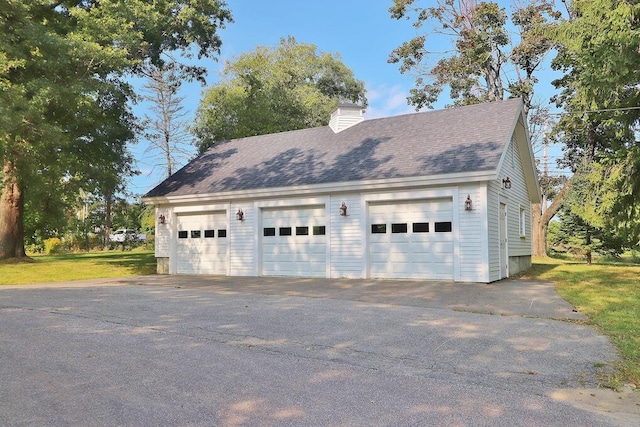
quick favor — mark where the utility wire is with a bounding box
[546,106,640,117]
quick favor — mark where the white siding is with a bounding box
[487,134,534,281]
[329,194,364,278]
[229,204,257,276]
[501,138,533,256]
[458,185,488,282]
[487,180,502,282]
[329,106,364,133]
[155,207,171,257]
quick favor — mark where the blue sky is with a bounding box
[129,0,563,196]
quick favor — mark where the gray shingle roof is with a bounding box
[145,98,523,198]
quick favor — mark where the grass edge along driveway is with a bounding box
[524,257,640,389]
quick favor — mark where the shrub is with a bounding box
[44,238,64,255]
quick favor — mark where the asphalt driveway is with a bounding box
[1,276,637,426]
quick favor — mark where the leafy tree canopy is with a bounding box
[0,0,232,259]
[388,0,560,112]
[193,37,367,153]
[547,0,640,236]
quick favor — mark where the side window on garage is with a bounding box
[371,224,386,234]
[434,222,452,232]
[312,226,326,236]
[178,231,188,239]
[263,227,276,237]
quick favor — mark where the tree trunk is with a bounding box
[104,193,113,247]
[0,161,27,260]
[532,179,573,257]
[585,231,592,265]
[531,203,548,256]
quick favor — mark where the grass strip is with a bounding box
[0,250,156,285]
[526,257,640,388]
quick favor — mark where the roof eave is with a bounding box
[142,170,498,206]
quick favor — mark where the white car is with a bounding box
[109,229,146,243]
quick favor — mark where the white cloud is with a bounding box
[364,83,417,119]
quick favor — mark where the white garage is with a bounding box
[368,199,454,280]
[176,212,228,274]
[261,206,327,277]
[146,99,540,282]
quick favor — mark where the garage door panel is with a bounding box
[389,263,411,275]
[307,243,326,254]
[432,241,454,253]
[369,199,454,280]
[386,252,412,263]
[409,242,432,254]
[176,212,227,275]
[262,207,326,277]
[430,253,454,264]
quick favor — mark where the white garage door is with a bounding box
[369,199,454,280]
[261,207,326,277]
[176,212,227,274]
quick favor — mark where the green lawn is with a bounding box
[0,250,156,285]
[526,257,640,388]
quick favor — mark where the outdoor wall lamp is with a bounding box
[158,214,166,224]
[502,177,512,189]
[339,202,348,216]
[236,209,244,221]
[464,195,473,211]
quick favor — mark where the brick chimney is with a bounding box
[329,103,364,133]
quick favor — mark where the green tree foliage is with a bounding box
[388,0,560,112]
[0,0,232,259]
[547,0,640,249]
[193,37,367,153]
[551,163,637,262]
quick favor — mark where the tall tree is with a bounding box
[388,0,562,255]
[0,0,232,260]
[140,61,193,178]
[547,0,640,248]
[193,37,368,153]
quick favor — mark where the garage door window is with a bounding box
[263,227,276,237]
[413,222,429,233]
[392,223,408,233]
[178,231,188,239]
[279,227,292,236]
[296,226,309,236]
[204,229,215,238]
[191,230,201,238]
[434,222,452,232]
[371,224,386,234]
[218,229,227,238]
[313,226,326,235]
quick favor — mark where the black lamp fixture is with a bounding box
[158,214,166,224]
[502,177,512,189]
[236,209,244,221]
[464,195,473,211]
[339,202,348,216]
